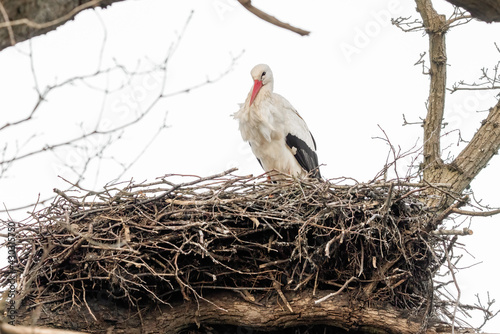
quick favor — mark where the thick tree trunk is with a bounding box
[416,0,500,208]
[0,0,124,52]
[425,99,500,195]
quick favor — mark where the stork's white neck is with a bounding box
[247,83,274,108]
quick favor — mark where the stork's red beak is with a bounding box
[250,79,263,106]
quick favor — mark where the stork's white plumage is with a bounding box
[233,64,321,179]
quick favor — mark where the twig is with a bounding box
[451,207,500,217]
[431,228,473,236]
[272,279,294,313]
[81,281,97,321]
[380,182,394,215]
[443,240,460,334]
[0,1,15,46]
[315,277,357,304]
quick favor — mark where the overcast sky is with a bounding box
[1,0,500,331]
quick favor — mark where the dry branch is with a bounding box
[452,207,500,216]
[237,0,310,36]
[431,227,473,235]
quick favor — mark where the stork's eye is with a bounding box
[261,71,266,79]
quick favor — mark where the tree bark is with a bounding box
[426,100,500,198]
[0,0,124,52]
[416,0,448,181]
[445,0,500,22]
[17,290,456,334]
[416,0,500,208]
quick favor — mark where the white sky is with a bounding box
[1,0,500,331]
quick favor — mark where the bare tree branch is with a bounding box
[416,0,448,173]
[409,0,500,209]
[237,0,310,36]
[443,239,460,333]
[452,207,500,217]
[475,293,500,331]
[431,228,473,235]
[0,11,242,213]
[449,55,500,94]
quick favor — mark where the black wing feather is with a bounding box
[310,131,317,150]
[285,133,321,179]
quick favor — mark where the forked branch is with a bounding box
[414,0,500,208]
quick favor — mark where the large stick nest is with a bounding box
[2,169,454,323]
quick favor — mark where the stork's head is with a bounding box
[249,64,273,106]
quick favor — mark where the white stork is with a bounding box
[233,64,321,179]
